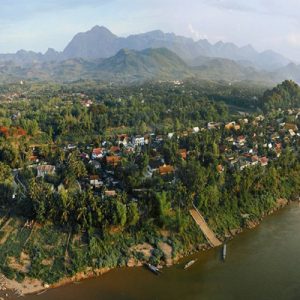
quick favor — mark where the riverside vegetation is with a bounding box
[0,79,299,291]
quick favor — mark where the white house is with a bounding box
[132,136,145,146]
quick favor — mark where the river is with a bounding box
[19,204,300,300]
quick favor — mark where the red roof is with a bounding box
[106,156,122,166]
[110,146,120,153]
[92,148,104,155]
[159,165,175,175]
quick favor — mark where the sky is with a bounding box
[0,0,300,61]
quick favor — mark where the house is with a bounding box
[92,148,105,159]
[260,157,269,166]
[236,135,246,145]
[132,136,145,146]
[29,156,39,163]
[240,160,251,170]
[225,136,234,143]
[90,175,102,188]
[37,165,56,177]
[144,134,150,145]
[181,131,189,137]
[178,149,187,160]
[106,156,122,167]
[110,146,120,154]
[275,143,282,151]
[207,122,221,130]
[81,99,93,107]
[193,127,200,133]
[284,123,298,131]
[251,155,259,166]
[217,164,224,173]
[225,122,240,130]
[117,134,128,146]
[158,164,175,176]
[255,115,265,122]
[271,133,280,140]
[168,132,175,139]
[104,190,117,197]
[288,129,296,137]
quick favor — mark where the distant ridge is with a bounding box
[0,46,298,84]
[0,25,292,71]
[0,26,299,84]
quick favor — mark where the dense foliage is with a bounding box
[0,80,299,285]
[261,80,300,111]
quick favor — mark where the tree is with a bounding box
[127,202,139,226]
[154,192,171,227]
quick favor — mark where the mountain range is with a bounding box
[0,25,299,84]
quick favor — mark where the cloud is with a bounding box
[202,0,260,13]
[287,33,300,47]
[188,24,200,40]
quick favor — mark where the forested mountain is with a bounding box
[0,47,298,84]
[0,25,299,83]
[0,26,292,71]
[261,80,300,110]
[0,48,192,82]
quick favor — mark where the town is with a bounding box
[0,79,299,294]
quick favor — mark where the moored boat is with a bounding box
[184,259,197,270]
[145,263,161,275]
[222,244,227,261]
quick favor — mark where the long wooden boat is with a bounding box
[184,259,197,270]
[222,244,227,261]
[145,263,162,275]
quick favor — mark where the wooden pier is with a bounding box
[189,205,222,247]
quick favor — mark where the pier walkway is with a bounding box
[189,205,222,247]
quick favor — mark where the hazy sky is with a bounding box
[0,0,300,61]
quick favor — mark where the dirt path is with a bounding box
[189,207,222,247]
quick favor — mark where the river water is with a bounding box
[20,204,300,300]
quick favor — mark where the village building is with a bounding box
[158,164,175,176]
[104,190,117,197]
[132,136,145,147]
[106,156,122,167]
[225,121,240,131]
[117,134,129,146]
[89,175,102,188]
[178,149,187,160]
[260,157,269,167]
[284,123,298,131]
[92,148,105,159]
[37,165,56,177]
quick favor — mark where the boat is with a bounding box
[222,244,227,261]
[184,259,197,270]
[145,263,161,275]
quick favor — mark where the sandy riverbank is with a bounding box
[1,198,290,297]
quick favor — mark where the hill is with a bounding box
[0,26,292,72]
[0,48,192,83]
[261,80,300,110]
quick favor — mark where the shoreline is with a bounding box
[3,198,290,298]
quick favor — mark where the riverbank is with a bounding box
[1,198,291,297]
